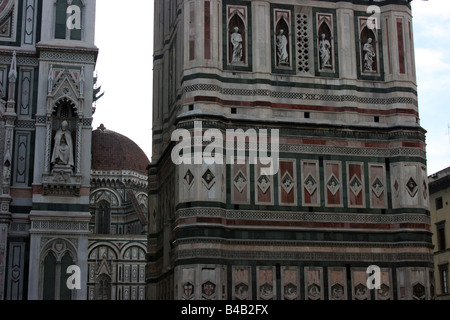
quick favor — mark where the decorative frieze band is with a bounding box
[176,207,431,225]
[175,238,434,250]
[39,51,97,65]
[182,83,418,107]
[175,248,433,264]
[0,55,38,67]
[30,220,90,233]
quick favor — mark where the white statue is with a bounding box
[319,33,332,69]
[51,120,74,168]
[363,38,376,71]
[276,29,289,65]
[230,26,243,63]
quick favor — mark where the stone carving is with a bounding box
[260,282,274,300]
[284,283,298,300]
[327,174,340,196]
[349,175,363,196]
[307,283,321,300]
[202,281,216,298]
[276,29,289,66]
[183,170,194,191]
[406,177,418,197]
[319,33,332,69]
[51,120,74,168]
[231,26,243,63]
[363,38,376,72]
[281,172,294,194]
[257,175,270,194]
[235,282,249,300]
[233,170,247,193]
[331,283,345,300]
[304,174,317,195]
[183,282,195,300]
[371,177,384,198]
[377,283,390,300]
[354,283,368,300]
[202,169,215,190]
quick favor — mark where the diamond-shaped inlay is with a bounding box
[257,175,271,194]
[183,170,195,190]
[304,174,317,196]
[393,179,399,192]
[406,177,418,197]
[327,174,340,196]
[233,170,247,193]
[349,175,363,196]
[281,172,295,194]
[371,177,384,198]
[202,169,216,190]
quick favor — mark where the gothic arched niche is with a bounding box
[275,18,290,67]
[51,97,77,171]
[96,200,111,235]
[228,13,246,64]
[360,26,378,73]
[318,22,333,70]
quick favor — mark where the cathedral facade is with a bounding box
[147,0,434,300]
[0,0,150,300]
[0,0,98,300]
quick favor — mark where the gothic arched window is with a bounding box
[96,200,111,234]
[42,250,75,300]
[95,274,112,300]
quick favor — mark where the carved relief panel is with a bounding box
[281,267,300,300]
[304,267,324,300]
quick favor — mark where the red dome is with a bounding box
[92,124,150,175]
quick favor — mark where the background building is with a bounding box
[147,0,434,300]
[88,125,149,300]
[429,167,450,300]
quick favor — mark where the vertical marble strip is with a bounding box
[396,17,405,74]
[189,1,195,61]
[385,18,391,74]
[204,1,211,60]
[408,20,415,78]
[24,0,35,44]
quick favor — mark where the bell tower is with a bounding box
[148,0,433,300]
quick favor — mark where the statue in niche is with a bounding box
[319,33,332,69]
[363,38,376,72]
[276,29,289,65]
[51,120,74,169]
[230,26,243,63]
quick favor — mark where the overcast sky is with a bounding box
[93,0,450,175]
